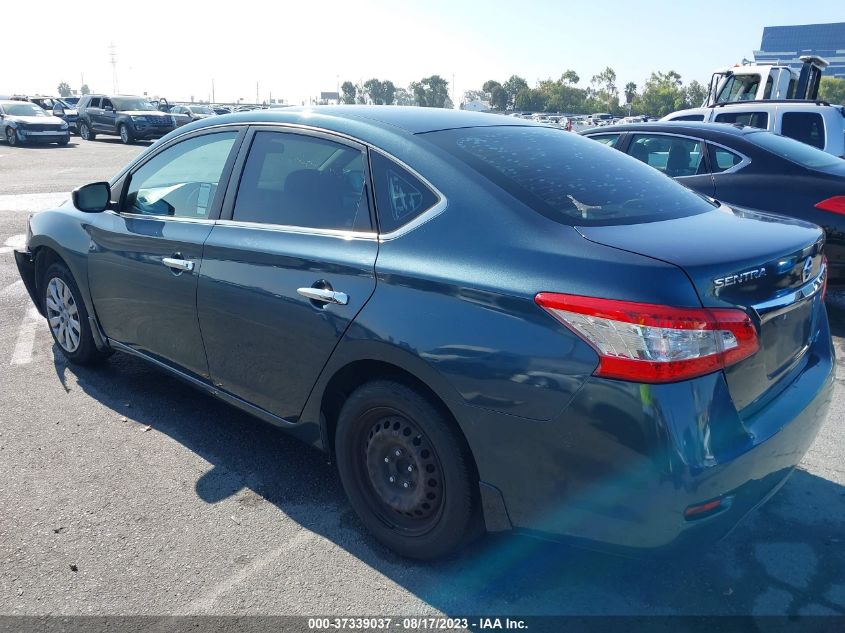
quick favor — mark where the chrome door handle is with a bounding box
[297,287,348,305]
[162,257,194,272]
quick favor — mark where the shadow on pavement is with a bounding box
[52,344,845,617]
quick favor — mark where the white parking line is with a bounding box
[0,234,27,255]
[11,306,42,366]
[0,280,25,297]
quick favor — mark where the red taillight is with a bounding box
[534,293,759,383]
[815,196,845,215]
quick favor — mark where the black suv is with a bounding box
[76,94,176,144]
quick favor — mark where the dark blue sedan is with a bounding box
[581,122,845,285]
[14,107,834,559]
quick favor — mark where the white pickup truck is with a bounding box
[661,100,845,157]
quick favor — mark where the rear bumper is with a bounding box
[465,311,835,555]
[14,248,42,315]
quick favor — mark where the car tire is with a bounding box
[335,380,479,560]
[79,122,95,141]
[42,261,111,365]
[119,124,133,144]
[58,137,69,146]
[6,127,20,146]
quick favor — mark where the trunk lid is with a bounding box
[577,205,826,413]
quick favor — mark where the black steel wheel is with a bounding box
[335,380,479,559]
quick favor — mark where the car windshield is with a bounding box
[111,98,158,111]
[748,130,842,170]
[4,103,47,117]
[423,126,715,226]
[192,106,213,114]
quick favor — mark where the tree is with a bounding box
[685,80,708,108]
[590,67,619,112]
[561,70,579,85]
[57,82,71,97]
[340,81,356,104]
[363,78,385,104]
[462,89,488,105]
[636,70,686,118]
[503,75,529,108]
[410,75,450,108]
[624,82,638,104]
[819,76,845,106]
[80,84,90,95]
[482,80,508,110]
[514,87,546,112]
[393,87,414,106]
[382,80,396,105]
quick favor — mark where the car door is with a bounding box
[85,96,102,128]
[626,133,715,197]
[99,98,117,132]
[87,127,244,379]
[197,127,378,420]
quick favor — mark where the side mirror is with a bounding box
[104,105,114,112]
[72,182,112,213]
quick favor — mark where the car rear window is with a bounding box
[747,131,841,170]
[422,126,714,226]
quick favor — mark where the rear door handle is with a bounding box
[162,257,194,272]
[297,287,348,305]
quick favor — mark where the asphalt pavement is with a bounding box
[0,136,843,617]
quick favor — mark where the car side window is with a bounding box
[102,98,113,110]
[628,135,706,178]
[89,97,101,108]
[589,134,621,148]
[369,151,439,233]
[124,132,238,218]
[714,111,768,129]
[708,145,744,173]
[232,131,371,231]
[669,114,705,122]
[781,112,825,150]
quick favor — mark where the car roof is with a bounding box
[582,121,759,138]
[193,105,538,136]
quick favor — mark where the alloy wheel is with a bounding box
[80,124,90,140]
[6,128,16,146]
[45,277,81,353]
[120,126,129,143]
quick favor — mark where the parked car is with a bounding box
[0,100,70,145]
[62,96,80,107]
[15,107,833,560]
[661,101,845,157]
[212,105,233,115]
[28,96,79,133]
[76,94,177,144]
[170,104,216,122]
[581,122,845,284]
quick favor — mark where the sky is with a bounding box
[2,0,843,106]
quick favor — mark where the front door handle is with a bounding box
[162,256,195,272]
[297,287,348,305]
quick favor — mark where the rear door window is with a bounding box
[423,126,714,226]
[669,114,705,122]
[708,145,745,173]
[628,134,706,177]
[780,112,825,150]
[232,131,371,231]
[370,152,439,233]
[88,97,101,108]
[714,111,769,129]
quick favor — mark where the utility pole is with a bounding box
[211,79,215,103]
[256,81,259,105]
[109,43,118,94]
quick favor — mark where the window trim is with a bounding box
[625,131,713,178]
[115,126,246,222]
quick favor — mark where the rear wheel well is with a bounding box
[321,360,479,479]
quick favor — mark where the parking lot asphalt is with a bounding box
[0,138,844,617]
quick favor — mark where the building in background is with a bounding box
[754,22,845,80]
